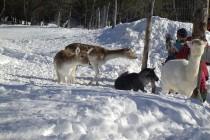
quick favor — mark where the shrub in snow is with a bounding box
[161,39,207,97]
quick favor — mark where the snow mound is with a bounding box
[0,17,210,140]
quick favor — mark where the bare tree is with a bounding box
[88,0,96,29]
[84,0,88,28]
[0,0,6,20]
[101,5,106,27]
[97,7,101,28]
[57,10,62,27]
[24,0,26,23]
[192,0,209,101]
[172,0,177,20]
[112,0,117,28]
[141,0,156,70]
[192,0,209,40]
[23,0,29,24]
[56,0,64,27]
[67,4,72,28]
[105,2,110,27]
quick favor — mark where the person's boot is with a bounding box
[201,89,208,102]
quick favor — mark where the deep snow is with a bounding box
[0,17,210,140]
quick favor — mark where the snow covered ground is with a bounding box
[0,17,210,140]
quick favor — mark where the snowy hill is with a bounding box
[0,17,210,140]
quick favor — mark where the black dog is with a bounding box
[114,68,159,92]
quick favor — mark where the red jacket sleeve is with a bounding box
[201,61,209,80]
[175,45,190,59]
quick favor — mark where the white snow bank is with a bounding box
[0,85,209,140]
[0,17,209,140]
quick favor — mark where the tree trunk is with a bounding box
[192,0,209,40]
[57,10,62,27]
[172,0,177,21]
[0,0,6,20]
[141,0,156,70]
[84,0,87,28]
[93,11,97,28]
[105,2,110,27]
[24,0,27,24]
[96,8,101,28]
[112,0,117,28]
[67,5,72,28]
[192,0,209,101]
[88,0,96,29]
[102,5,106,27]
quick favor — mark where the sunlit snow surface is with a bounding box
[0,17,210,140]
